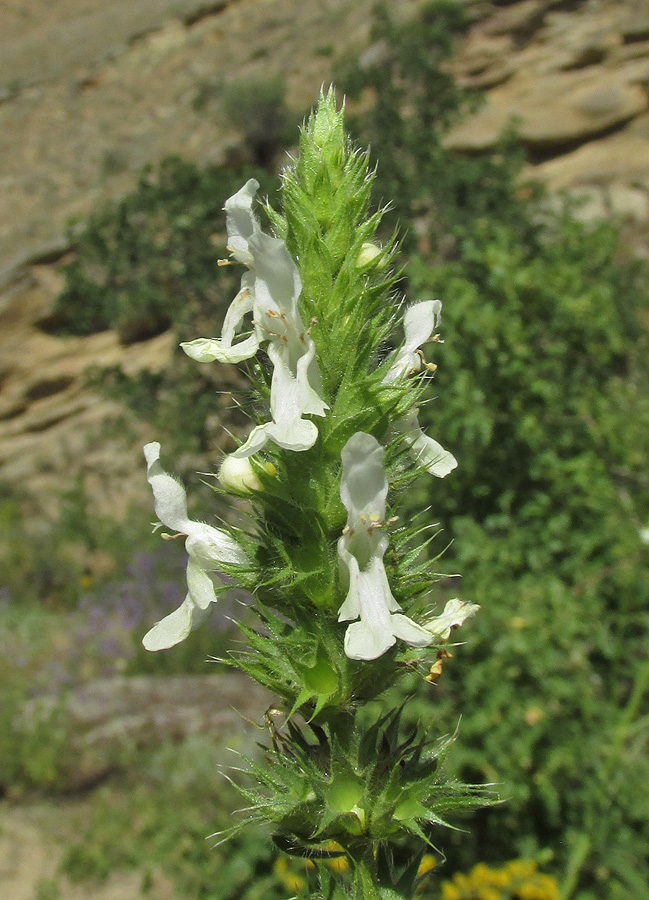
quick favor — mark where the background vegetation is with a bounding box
[2,3,648,899]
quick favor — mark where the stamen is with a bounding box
[161,531,187,541]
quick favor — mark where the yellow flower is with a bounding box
[327,856,349,874]
[417,854,437,878]
[324,841,349,874]
[273,857,306,892]
[506,859,537,879]
[470,863,493,882]
[441,883,461,900]
[477,888,501,900]
[536,874,559,900]
[487,869,511,888]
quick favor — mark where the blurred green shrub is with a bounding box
[0,475,143,611]
[221,77,297,166]
[408,209,649,900]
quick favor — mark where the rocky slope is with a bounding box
[0,0,647,514]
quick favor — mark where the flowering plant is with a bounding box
[140,91,490,899]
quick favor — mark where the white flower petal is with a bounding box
[181,276,260,363]
[340,431,387,522]
[142,594,209,651]
[181,333,260,364]
[233,418,319,457]
[186,557,218,610]
[224,179,261,265]
[391,614,432,646]
[144,442,191,533]
[248,232,302,317]
[423,599,479,641]
[293,337,329,418]
[384,299,441,383]
[344,619,396,661]
[185,524,248,567]
[396,411,457,478]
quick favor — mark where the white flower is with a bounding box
[394,409,458,478]
[384,300,441,382]
[181,272,260,364]
[423,598,479,641]
[180,180,327,454]
[232,232,328,456]
[142,442,248,651]
[384,300,457,478]
[337,432,432,660]
[180,179,262,364]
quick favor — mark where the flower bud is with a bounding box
[218,454,275,492]
[356,241,382,268]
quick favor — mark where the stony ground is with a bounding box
[1,673,269,900]
[0,802,177,900]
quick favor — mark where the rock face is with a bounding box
[447,0,649,210]
[0,0,648,509]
